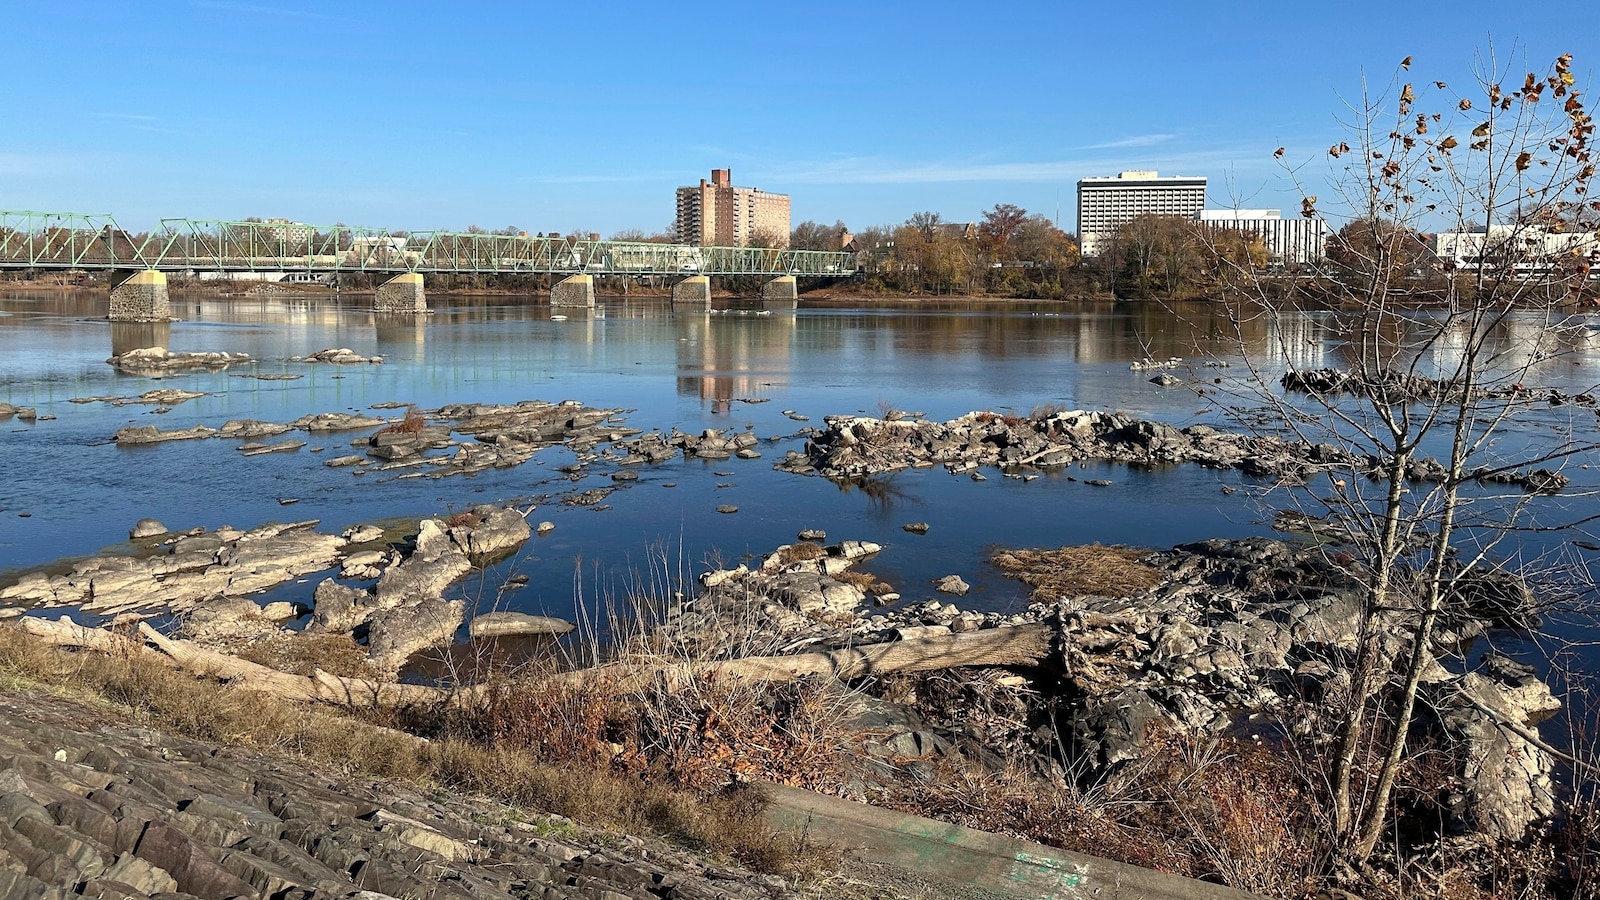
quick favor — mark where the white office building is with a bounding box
[1196,209,1328,267]
[1076,170,1207,257]
[1434,224,1599,274]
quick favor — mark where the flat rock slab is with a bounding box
[468,611,576,639]
[71,389,208,407]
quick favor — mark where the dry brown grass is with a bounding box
[237,631,379,679]
[460,667,852,796]
[833,570,893,596]
[377,404,426,436]
[992,543,1162,601]
[1029,401,1070,421]
[889,727,1327,897]
[773,542,827,565]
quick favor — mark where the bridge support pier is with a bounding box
[375,273,428,314]
[760,275,798,307]
[551,274,595,308]
[671,275,712,307]
[108,270,171,322]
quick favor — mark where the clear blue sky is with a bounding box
[3,1,1591,236]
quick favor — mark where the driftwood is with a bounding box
[17,615,472,708]
[13,615,1056,709]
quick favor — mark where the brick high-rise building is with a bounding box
[675,169,791,248]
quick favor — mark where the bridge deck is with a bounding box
[0,211,855,277]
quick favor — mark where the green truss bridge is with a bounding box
[0,210,856,319]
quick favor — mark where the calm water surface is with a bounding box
[2,290,1598,643]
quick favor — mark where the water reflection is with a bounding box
[675,312,794,405]
[374,314,428,356]
[110,321,171,356]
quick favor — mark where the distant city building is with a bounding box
[1077,170,1206,257]
[675,169,791,248]
[262,218,314,246]
[1196,209,1328,266]
[1433,224,1599,273]
[935,222,979,241]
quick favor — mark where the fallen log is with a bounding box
[17,615,469,708]
[530,622,1056,694]
[12,615,1056,708]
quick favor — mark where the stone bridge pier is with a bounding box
[670,275,711,307]
[108,270,171,322]
[761,275,798,307]
[375,273,428,313]
[551,274,595,308]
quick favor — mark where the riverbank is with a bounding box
[3,511,1580,898]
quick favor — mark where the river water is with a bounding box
[2,290,1598,656]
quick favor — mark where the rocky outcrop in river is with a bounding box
[107,347,251,375]
[108,398,634,481]
[1,505,536,676]
[0,520,345,618]
[776,410,1570,494]
[1283,367,1600,407]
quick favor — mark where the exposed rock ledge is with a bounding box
[107,346,251,375]
[0,686,796,899]
[774,410,1569,494]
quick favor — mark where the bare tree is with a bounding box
[1208,50,1598,871]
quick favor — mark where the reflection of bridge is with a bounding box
[0,210,855,320]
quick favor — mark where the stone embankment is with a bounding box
[0,687,796,900]
[775,410,1570,494]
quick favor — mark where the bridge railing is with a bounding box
[144,219,421,273]
[0,211,857,277]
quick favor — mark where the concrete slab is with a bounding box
[763,783,1263,900]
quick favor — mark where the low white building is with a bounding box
[1195,209,1327,267]
[1433,224,1599,274]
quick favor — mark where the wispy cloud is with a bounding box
[775,145,1276,186]
[92,113,159,122]
[190,1,353,24]
[1081,133,1176,150]
[516,173,668,185]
